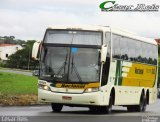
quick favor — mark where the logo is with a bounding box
[135,68,144,74]
[99,0,159,12]
[1,116,28,122]
[142,115,159,122]
[59,84,85,89]
[99,1,116,11]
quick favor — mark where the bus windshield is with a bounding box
[40,46,100,83]
[40,30,102,83]
[44,30,102,46]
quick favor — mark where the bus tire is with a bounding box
[135,94,147,112]
[142,96,147,112]
[51,103,63,112]
[89,94,113,114]
[106,94,113,114]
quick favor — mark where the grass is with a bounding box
[0,72,38,106]
[0,72,38,95]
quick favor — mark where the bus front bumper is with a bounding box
[38,89,104,106]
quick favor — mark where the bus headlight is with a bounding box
[38,84,51,91]
[84,87,99,93]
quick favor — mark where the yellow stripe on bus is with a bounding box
[122,62,156,87]
[55,82,100,89]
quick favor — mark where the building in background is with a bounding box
[155,39,160,45]
[0,44,22,61]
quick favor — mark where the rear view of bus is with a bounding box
[32,26,158,114]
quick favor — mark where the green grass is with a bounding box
[0,72,38,95]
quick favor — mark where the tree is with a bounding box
[0,36,25,45]
[6,40,39,70]
[158,40,160,86]
[159,44,160,55]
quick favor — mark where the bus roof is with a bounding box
[47,25,157,45]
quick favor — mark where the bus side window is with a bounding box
[112,34,121,59]
[120,37,127,60]
[128,38,136,61]
[135,41,142,62]
[105,33,111,57]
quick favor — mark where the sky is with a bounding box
[0,0,160,40]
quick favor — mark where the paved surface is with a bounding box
[0,68,159,121]
[0,99,160,122]
[0,69,32,76]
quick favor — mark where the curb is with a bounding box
[0,67,32,72]
[0,103,50,107]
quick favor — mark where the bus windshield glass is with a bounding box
[40,47,100,82]
[44,30,102,46]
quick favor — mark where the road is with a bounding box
[0,99,160,122]
[0,69,159,121]
[0,69,32,76]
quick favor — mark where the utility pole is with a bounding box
[22,44,31,70]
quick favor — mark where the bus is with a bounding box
[32,25,158,113]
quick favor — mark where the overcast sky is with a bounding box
[0,0,160,40]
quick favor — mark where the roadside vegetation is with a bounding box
[0,72,38,106]
[0,38,39,70]
[158,43,160,86]
[158,58,160,86]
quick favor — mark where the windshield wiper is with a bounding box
[71,55,82,82]
[56,53,68,76]
[42,47,48,62]
[42,47,56,78]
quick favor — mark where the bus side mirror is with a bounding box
[32,41,41,60]
[101,44,108,63]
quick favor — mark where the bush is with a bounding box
[0,62,7,67]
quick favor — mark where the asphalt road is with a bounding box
[0,69,159,121]
[0,69,32,76]
[0,99,160,122]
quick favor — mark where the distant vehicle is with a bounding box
[32,70,39,76]
[32,25,158,114]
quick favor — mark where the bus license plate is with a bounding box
[62,96,72,100]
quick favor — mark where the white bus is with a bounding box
[32,25,158,113]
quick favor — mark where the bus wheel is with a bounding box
[89,95,113,114]
[106,95,113,114]
[135,94,147,112]
[51,103,63,112]
[142,97,147,112]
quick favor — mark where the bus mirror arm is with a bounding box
[101,44,108,63]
